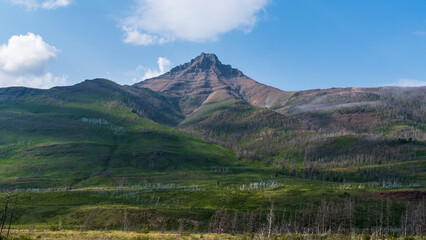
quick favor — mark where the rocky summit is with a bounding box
[136,53,283,114]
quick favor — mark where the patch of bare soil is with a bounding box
[373,191,426,202]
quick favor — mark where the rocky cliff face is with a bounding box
[135,53,283,114]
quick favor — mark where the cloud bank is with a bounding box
[122,0,270,45]
[0,33,67,89]
[10,0,72,10]
[128,57,172,82]
[387,79,426,87]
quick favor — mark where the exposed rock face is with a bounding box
[135,53,283,114]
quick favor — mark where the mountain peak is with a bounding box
[194,52,219,63]
[164,53,244,78]
[188,52,221,71]
[136,53,283,114]
[196,52,219,62]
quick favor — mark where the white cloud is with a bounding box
[157,57,171,74]
[41,0,71,9]
[122,27,170,46]
[122,0,270,45]
[0,72,67,89]
[10,0,72,10]
[387,79,426,87]
[0,33,59,73]
[0,33,67,89]
[127,57,172,82]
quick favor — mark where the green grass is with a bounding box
[0,172,421,232]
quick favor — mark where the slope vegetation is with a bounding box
[0,79,236,189]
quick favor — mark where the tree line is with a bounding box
[208,198,425,237]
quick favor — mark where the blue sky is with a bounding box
[0,0,425,90]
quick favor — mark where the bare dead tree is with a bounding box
[366,205,372,234]
[349,199,353,234]
[293,210,299,234]
[240,212,246,233]
[247,211,255,233]
[208,212,216,233]
[231,212,238,234]
[122,210,130,232]
[400,204,408,237]
[0,192,11,238]
[379,200,384,235]
[209,207,229,233]
[6,194,18,238]
[386,197,391,236]
[177,218,185,235]
[417,198,425,239]
[190,220,200,233]
[257,208,263,233]
[267,201,274,238]
[404,203,409,237]
[156,216,167,233]
[218,208,228,233]
[279,210,287,234]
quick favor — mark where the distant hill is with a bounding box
[0,78,235,188]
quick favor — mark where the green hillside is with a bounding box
[179,91,426,186]
[0,79,236,189]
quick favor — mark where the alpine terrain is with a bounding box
[0,53,425,239]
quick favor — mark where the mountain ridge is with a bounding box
[0,53,424,188]
[135,53,284,114]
